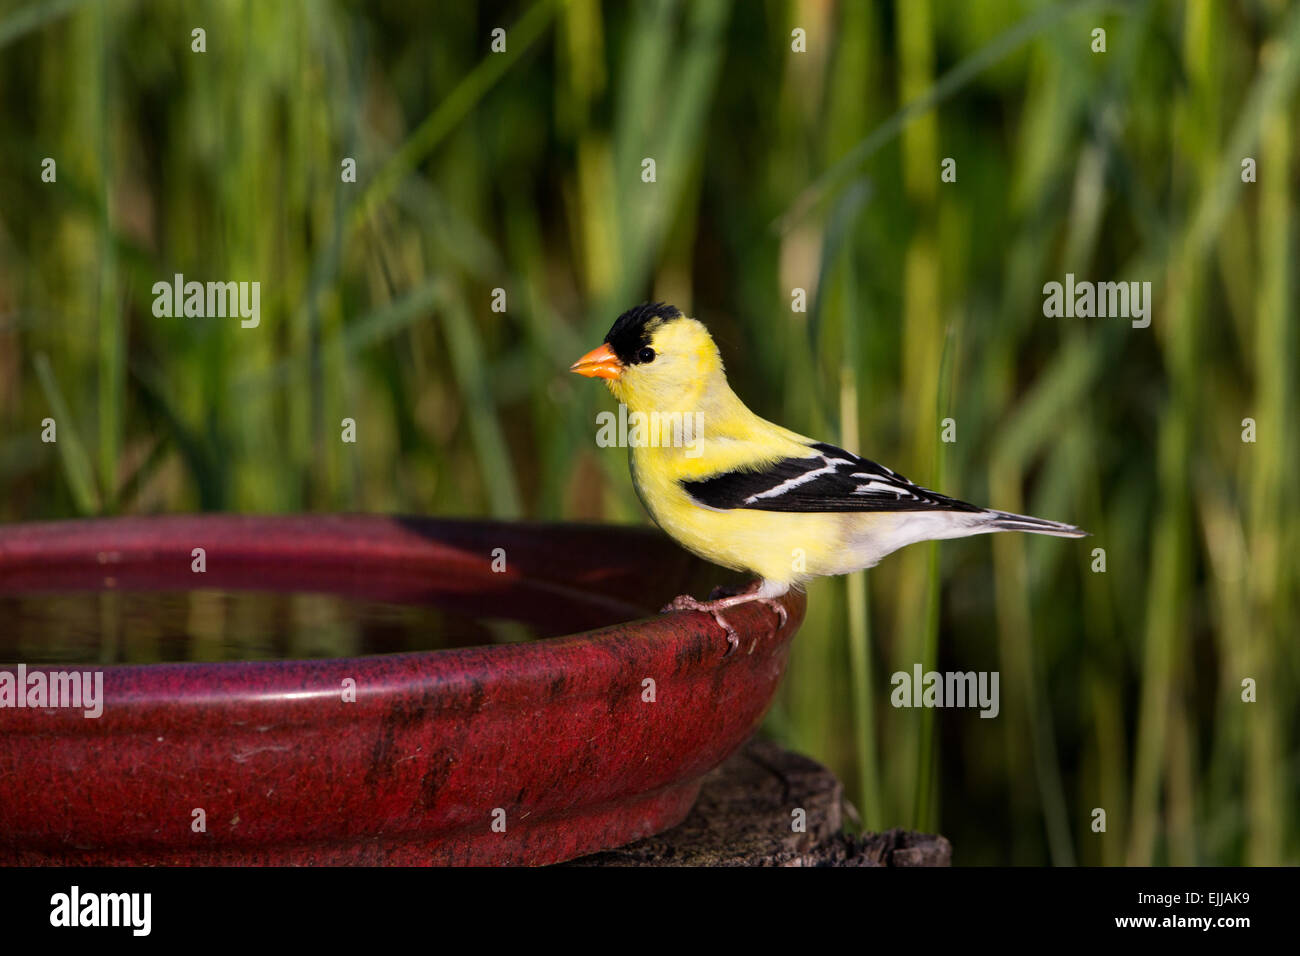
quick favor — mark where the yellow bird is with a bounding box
[571,303,1086,652]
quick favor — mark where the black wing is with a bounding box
[681,442,983,514]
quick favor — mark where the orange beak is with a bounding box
[569,342,624,380]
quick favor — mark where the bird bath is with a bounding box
[0,515,803,865]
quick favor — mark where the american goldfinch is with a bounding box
[571,303,1086,652]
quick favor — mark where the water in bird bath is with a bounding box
[0,589,550,666]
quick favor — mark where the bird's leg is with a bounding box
[661,580,791,655]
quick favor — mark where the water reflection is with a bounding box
[0,590,547,665]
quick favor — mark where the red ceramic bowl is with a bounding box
[0,515,803,865]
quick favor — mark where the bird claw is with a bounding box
[661,594,741,655]
[713,613,741,656]
[661,587,791,657]
[661,594,706,614]
[762,598,789,630]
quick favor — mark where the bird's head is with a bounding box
[570,303,725,411]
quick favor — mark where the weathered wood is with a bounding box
[568,738,951,866]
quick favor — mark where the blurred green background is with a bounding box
[2,0,1297,865]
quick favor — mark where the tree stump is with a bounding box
[567,737,951,866]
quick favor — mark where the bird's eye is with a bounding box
[637,347,656,363]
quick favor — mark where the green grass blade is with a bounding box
[33,353,101,515]
[353,0,568,228]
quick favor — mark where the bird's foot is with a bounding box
[758,597,789,630]
[661,594,741,655]
[661,582,790,657]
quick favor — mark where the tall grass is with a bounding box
[1,0,1296,864]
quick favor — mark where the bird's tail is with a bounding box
[982,510,1088,538]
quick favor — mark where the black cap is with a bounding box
[603,302,682,365]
